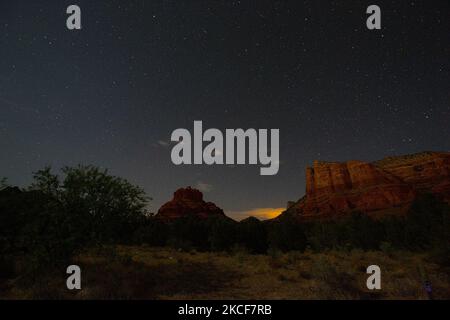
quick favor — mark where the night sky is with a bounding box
[1,0,449,220]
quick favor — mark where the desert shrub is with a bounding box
[168,215,238,251]
[341,213,384,250]
[429,243,450,268]
[381,216,408,249]
[0,255,15,280]
[403,194,450,250]
[267,247,284,269]
[301,197,450,253]
[169,216,211,250]
[379,241,395,256]
[231,245,249,265]
[304,213,384,251]
[167,237,194,252]
[285,251,303,265]
[311,256,360,299]
[133,218,169,246]
[379,194,450,251]
[208,217,237,251]
[267,216,307,252]
[305,220,340,251]
[236,217,268,253]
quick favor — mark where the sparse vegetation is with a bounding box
[1,246,449,299]
[1,166,449,299]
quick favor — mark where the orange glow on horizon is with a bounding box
[228,207,285,221]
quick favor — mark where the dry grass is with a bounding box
[2,246,449,299]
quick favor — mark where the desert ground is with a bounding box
[2,246,449,300]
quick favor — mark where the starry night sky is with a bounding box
[1,0,449,220]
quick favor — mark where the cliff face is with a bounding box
[156,187,226,220]
[286,152,450,220]
[375,152,450,200]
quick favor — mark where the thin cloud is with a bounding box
[196,181,213,192]
[157,140,170,147]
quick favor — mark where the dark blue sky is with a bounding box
[1,0,449,219]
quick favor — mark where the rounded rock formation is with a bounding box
[156,187,225,221]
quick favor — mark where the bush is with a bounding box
[169,216,211,250]
[208,217,237,251]
[236,217,268,253]
[0,165,150,271]
[267,216,307,252]
[0,255,15,280]
[404,194,450,250]
[133,218,169,246]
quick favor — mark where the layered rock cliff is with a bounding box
[156,187,226,221]
[374,152,450,201]
[282,151,450,220]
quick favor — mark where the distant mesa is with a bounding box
[279,151,450,221]
[240,216,261,223]
[156,187,226,221]
[158,152,450,222]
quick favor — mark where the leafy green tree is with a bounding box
[0,165,151,271]
[29,165,150,244]
[30,167,60,196]
[0,186,70,271]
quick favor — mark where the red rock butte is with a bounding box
[156,187,226,220]
[283,151,450,220]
